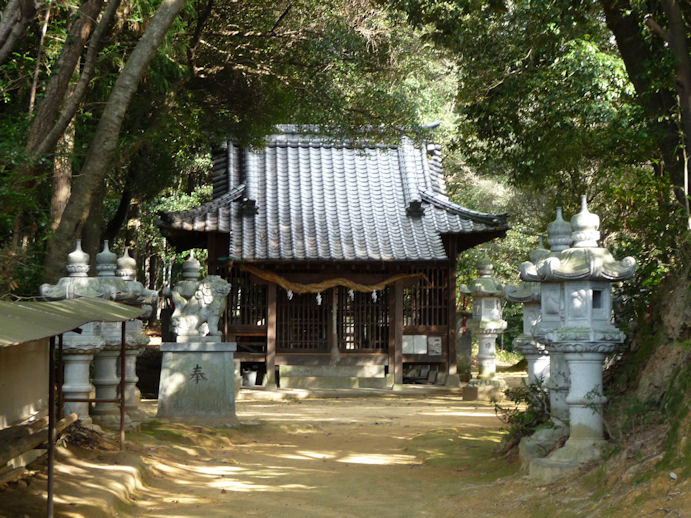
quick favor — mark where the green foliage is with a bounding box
[494,378,552,453]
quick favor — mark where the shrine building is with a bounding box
[158,126,509,388]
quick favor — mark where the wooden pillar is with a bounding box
[393,280,404,385]
[266,283,277,387]
[328,288,339,363]
[447,239,458,381]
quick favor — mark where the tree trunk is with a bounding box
[49,120,75,230]
[599,0,687,206]
[104,175,133,243]
[82,182,106,265]
[0,0,37,67]
[43,0,188,283]
[32,0,122,158]
[661,0,691,228]
[25,0,104,156]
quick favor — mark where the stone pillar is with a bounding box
[455,312,472,382]
[562,349,611,441]
[91,347,121,424]
[544,351,569,422]
[476,332,498,379]
[62,322,104,425]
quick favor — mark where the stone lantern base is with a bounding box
[529,437,606,482]
[462,377,508,401]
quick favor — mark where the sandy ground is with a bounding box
[0,387,688,518]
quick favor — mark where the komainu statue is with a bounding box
[167,275,231,337]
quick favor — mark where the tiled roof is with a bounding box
[159,126,509,261]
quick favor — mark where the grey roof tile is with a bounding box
[159,129,509,260]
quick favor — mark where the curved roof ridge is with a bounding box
[419,190,508,226]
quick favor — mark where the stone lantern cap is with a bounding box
[520,197,635,283]
[504,281,540,304]
[467,257,504,297]
[182,251,202,281]
[530,236,550,263]
[96,240,118,277]
[546,207,572,253]
[505,237,546,304]
[521,248,636,283]
[66,239,90,277]
[117,248,137,281]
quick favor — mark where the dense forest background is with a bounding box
[0,0,688,328]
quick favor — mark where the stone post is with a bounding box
[91,243,122,426]
[462,258,507,401]
[91,344,121,425]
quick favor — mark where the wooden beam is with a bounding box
[0,413,77,467]
[393,280,404,385]
[265,283,277,387]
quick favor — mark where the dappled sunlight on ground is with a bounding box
[1,388,685,517]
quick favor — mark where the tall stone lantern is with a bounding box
[522,208,573,425]
[522,196,635,480]
[504,238,550,385]
[40,240,152,426]
[462,257,507,401]
[39,241,104,425]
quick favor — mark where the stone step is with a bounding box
[279,364,385,378]
[279,376,389,389]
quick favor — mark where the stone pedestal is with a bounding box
[91,348,121,426]
[62,322,104,425]
[157,338,238,424]
[456,324,472,383]
[462,377,508,401]
[514,338,550,385]
[123,347,142,411]
[62,352,97,425]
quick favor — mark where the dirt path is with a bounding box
[0,389,687,517]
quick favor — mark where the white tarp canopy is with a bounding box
[0,298,144,347]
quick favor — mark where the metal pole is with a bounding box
[120,322,126,450]
[57,334,63,420]
[47,336,55,518]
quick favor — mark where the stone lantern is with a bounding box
[504,237,550,385]
[40,241,104,425]
[115,249,152,417]
[462,257,507,401]
[91,242,123,426]
[522,196,635,479]
[40,240,152,426]
[522,208,573,425]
